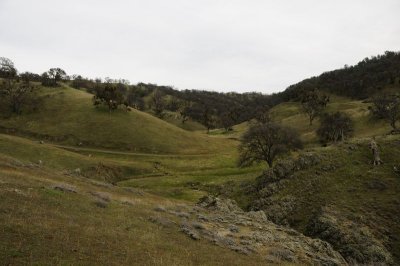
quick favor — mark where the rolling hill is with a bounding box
[0,85,232,154]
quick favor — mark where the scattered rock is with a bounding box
[197,195,243,214]
[228,224,239,233]
[267,248,296,262]
[192,222,205,230]
[197,214,209,222]
[52,184,77,193]
[154,206,167,212]
[172,211,190,219]
[180,224,200,240]
[89,191,111,202]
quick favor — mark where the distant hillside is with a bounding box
[2,51,398,130]
[280,51,400,100]
[0,85,232,154]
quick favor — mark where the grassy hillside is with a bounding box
[160,111,206,131]
[0,151,269,265]
[210,93,393,146]
[0,85,231,154]
[270,95,391,144]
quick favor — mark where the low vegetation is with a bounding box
[1,51,400,264]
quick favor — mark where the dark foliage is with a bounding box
[0,57,35,114]
[0,79,34,114]
[239,122,303,167]
[317,112,354,143]
[41,68,67,87]
[281,51,400,100]
[0,57,17,79]
[370,94,400,130]
[92,82,125,112]
[150,89,166,117]
[19,72,41,83]
[254,106,271,124]
[201,106,216,133]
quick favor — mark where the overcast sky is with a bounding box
[0,0,399,93]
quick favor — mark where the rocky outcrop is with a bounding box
[152,196,347,265]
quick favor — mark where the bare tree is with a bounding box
[238,122,303,167]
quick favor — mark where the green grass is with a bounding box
[0,154,266,265]
[161,111,206,131]
[267,94,392,144]
[0,131,263,202]
[0,85,231,154]
[205,93,393,146]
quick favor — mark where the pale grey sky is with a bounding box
[0,0,399,93]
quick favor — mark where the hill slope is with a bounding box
[0,85,231,154]
[213,93,392,146]
[217,135,400,264]
[0,133,348,265]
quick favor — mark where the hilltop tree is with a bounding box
[370,94,400,132]
[42,68,67,86]
[19,72,41,83]
[301,89,329,125]
[238,122,303,167]
[317,112,354,143]
[92,82,124,112]
[71,75,95,90]
[0,58,34,114]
